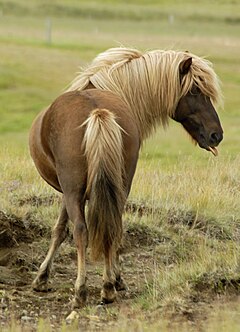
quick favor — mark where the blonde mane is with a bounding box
[67,47,222,140]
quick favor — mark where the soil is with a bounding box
[0,202,239,331]
[0,204,166,331]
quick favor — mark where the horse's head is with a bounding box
[173,57,223,156]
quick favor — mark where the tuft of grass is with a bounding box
[139,239,240,310]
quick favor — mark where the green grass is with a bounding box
[0,0,240,330]
[0,1,239,134]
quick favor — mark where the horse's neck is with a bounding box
[83,77,167,141]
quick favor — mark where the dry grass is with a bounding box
[131,154,240,227]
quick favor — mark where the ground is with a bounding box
[1,198,240,332]
[0,199,166,331]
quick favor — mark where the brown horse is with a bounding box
[29,48,223,311]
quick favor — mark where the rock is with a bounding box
[0,298,7,310]
[22,310,28,316]
[95,304,106,316]
[66,310,79,323]
[21,316,32,322]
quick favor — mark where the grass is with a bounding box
[0,0,240,330]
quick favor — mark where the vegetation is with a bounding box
[0,0,240,330]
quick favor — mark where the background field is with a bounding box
[0,0,240,331]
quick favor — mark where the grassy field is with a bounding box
[0,0,240,330]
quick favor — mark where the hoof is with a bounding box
[71,285,88,309]
[100,297,115,305]
[115,277,128,291]
[101,282,117,304]
[32,278,51,292]
[71,297,86,310]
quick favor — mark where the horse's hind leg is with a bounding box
[63,194,88,309]
[114,248,128,291]
[101,249,117,304]
[32,199,69,291]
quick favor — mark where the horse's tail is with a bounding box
[82,108,126,261]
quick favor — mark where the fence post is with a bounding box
[46,17,52,45]
[169,14,174,25]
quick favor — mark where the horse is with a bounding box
[29,47,223,311]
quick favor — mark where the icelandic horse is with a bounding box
[29,48,223,312]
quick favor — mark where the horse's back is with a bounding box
[29,89,140,194]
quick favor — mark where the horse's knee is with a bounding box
[73,222,88,245]
[74,222,87,233]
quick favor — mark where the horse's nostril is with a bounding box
[209,132,222,145]
[211,132,218,140]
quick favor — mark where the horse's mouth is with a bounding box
[198,141,219,156]
[207,146,218,156]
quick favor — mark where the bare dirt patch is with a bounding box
[0,204,239,331]
[0,208,163,330]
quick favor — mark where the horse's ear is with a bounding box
[179,57,192,76]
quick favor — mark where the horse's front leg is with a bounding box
[32,200,69,291]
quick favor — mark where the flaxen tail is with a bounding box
[82,108,126,260]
